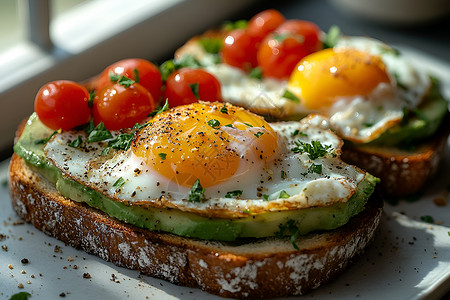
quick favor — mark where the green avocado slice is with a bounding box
[14,113,378,241]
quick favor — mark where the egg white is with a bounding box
[44,114,365,218]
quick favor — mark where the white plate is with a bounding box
[1,49,449,300]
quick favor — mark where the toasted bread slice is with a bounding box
[9,151,383,298]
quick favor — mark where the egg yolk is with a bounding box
[132,103,278,188]
[288,48,391,111]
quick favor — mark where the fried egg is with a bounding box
[177,34,431,143]
[44,103,365,218]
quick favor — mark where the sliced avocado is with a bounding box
[365,80,449,146]
[14,114,378,241]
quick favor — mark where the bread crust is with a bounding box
[9,152,383,298]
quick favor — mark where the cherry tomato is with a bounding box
[34,80,91,130]
[93,83,155,130]
[275,20,322,54]
[257,20,322,79]
[96,58,162,102]
[247,9,285,40]
[221,29,261,71]
[163,68,222,107]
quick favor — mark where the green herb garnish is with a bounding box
[322,25,340,49]
[133,68,140,83]
[309,163,322,174]
[244,123,253,127]
[223,19,247,31]
[254,132,264,138]
[275,219,299,250]
[220,105,228,114]
[159,55,202,81]
[113,177,126,189]
[68,135,83,148]
[34,130,58,145]
[158,153,167,160]
[188,179,206,202]
[207,119,221,128]
[420,215,435,224]
[225,190,243,198]
[88,91,95,108]
[101,133,134,156]
[189,83,200,99]
[10,292,31,300]
[291,140,333,160]
[148,99,170,117]
[281,170,286,179]
[109,71,121,82]
[199,37,223,54]
[279,190,290,198]
[117,75,135,88]
[262,194,269,201]
[282,89,300,103]
[291,129,308,137]
[249,67,263,80]
[87,122,112,143]
[84,119,95,135]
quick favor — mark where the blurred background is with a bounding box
[0,0,449,161]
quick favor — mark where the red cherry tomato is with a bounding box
[163,68,222,107]
[257,20,322,79]
[275,20,322,53]
[93,83,155,130]
[96,58,162,102]
[34,80,91,130]
[221,29,261,71]
[247,9,286,39]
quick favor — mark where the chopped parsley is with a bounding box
[279,190,290,198]
[109,72,136,88]
[275,219,299,250]
[159,55,202,81]
[68,135,83,148]
[225,190,243,198]
[363,122,374,128]
[109,71,121,82]
[84,119,95,135]
[88,91,95,108]
[262,194,269,201]
[87,122,113,143]
[133,68,140,83]
[101,133,134,156]
[281,170,286,179]
[220,105,228,114]
[420,215,435,224]
[309,163,322,174]
[291,140,333,160]
[34,130,58,144]
[282,89,300,103]
[199,37,223,54]
[117,75,135,88]
[10,292,31,300]
[224,123,233,128]
[148,99,169,117]
[189,83,200,99]
[158,153,167,160]
[207,119,221,128]
[322,25,340,49]
[291,129,307,137]
[254,131,264,138]
[244,122,253,127]
[223,19,247,31]
[188,179,206,202]
[113,177,126,189]
[249,67,263,80]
